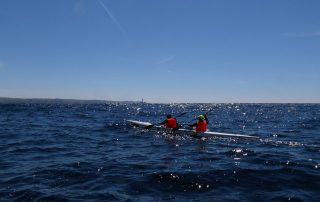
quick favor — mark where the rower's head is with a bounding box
[198,115,205,121]
[166,114,172,118]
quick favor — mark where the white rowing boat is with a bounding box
[126,120,258,139]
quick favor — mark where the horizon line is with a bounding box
[0,97,319,104]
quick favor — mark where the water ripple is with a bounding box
[0,103,319,201]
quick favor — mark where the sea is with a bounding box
[0,102,319,201]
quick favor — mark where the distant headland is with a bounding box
[0,97,139,104]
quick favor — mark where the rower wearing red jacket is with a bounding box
[160,114,181,131]
[188,114,209,132]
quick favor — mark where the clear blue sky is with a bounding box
[0,0,319,103]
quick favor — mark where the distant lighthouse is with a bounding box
[142,98,144,104]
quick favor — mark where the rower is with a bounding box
[188,114,209,132]
[159,114,181,131]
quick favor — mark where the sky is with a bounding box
[0,0,319,103]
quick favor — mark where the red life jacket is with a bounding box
[196,121,207,132]
[166,118,177,128]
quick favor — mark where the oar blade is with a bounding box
[176,112,187,117]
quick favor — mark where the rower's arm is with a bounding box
[204,114,209,124]
[159,120,167,125]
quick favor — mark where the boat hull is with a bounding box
[127,120,258,139]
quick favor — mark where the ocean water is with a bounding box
[0,103,319,201]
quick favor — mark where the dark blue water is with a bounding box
[1,103,319,201]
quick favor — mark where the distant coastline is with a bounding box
[0,97,319,104]
[0,97,138,104]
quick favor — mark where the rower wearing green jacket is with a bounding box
[188,114,209,132]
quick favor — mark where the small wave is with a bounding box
[301,118,320,130]
[4,189,44,202]
[142,167,320,194]
[224,148,256,157]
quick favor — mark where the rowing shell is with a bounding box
[126,120,258,139]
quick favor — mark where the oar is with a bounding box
[186,108,214,125]
[175,112,187,118]
[144,112,187,129]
